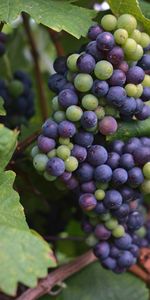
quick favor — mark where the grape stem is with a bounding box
[15,129,40,154]
[22,13,48,121]
[16,250,150,300]
[48,28,65,56]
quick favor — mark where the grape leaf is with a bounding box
[107,118,150,142]
[0,0,97,38]
[108,0,150,34]
[139,0,150,19]
[0,97,6,116]
[0,124,18,171]
[53,262,149,300]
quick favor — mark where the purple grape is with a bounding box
[140,137,150,147]
[136,104,150,120]
[58,120,76,138]
[96,32,115,51]
[88,24,103,40]
[94,202,108,214]
[128,167,144,187]
[115,233,132,250]
[106,86,126,107]
[130,244,139,257]
[42,119,58,138]
[63,82,75,91]
[48,73,67,93]
[58,89,78,108]
[104,190,123,210]
[53,56,67,74]
[138,54,150,72]
[77,53,95,74]
[135,98,144,114]
[108,69,126,86]
[120,97,137,115]
[60,171,72,182]
[119,153,135,170]
[107,46,124,66]
[37,135,56,153]
[112,168,128,186]
[110,245,120,258]
[94,164,112,183]
[82,219,93,233]
[141,87,150,102]
[113,204,129,219]
[92,80,109,97]
[81,181,96,193]
[99,116,118,135]
[86,41,104,61]
[74,131,94,148]
[127,211,144,231]
[118,61,129,73]
[133,146,150,165]
[126,66,145,84]
[46,157,65,176]
[107,152,120,169]
[123,137,141,154]
[118,251,134,268]
[102,257,117,270]
[87,145,108,166]
[76,162,94,182]
[81,111,97,129]
[93,241,110,259]
[71,145,87,163]
[66,177,79,190]
[110,140,125,155]
[79,193,97,211]
[94,224,111,240]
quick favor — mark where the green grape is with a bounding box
[47,149,57,158]
[105,105,118,117]
[96,182,108,190]
[33,154,48,172]
[101,14,117,31]
[94,60,113,80]
[56,145,71,160]
[31,146,39,158]
[125,83,137,97]
[123,38,137,55]
[86,125,98,133]
[59,137,70,145]
[44,171,56,181]
[65,156,78,172]
[68,142,74,150]
[94,189,105,200]
[141,179,150,194]
[140,32,150,48]
[53,111,66,123]
[114,28,128,45]
[117,14,137,34]
[130,29,141,43]
[82,94,98,110]
[112,225,125,238]
[105,218,118,230]
[8,80,24,98]
[129,44,143,61]
[95,106,105,120]
[66,105,83,121]
[74,74,93,92]
[67,53,80,72]
[52,96,60,111]
[142,75,150,87]
[135,84,143,98]
[143,162,150,179]
[99,213,111,221]
[136,226,146,238]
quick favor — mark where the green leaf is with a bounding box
[0,170,56,296]
[0,97,6,116]
[139,0,150,19]
[107,118,150,142]
[0,0,97,38]
[0,124,18,171]
[108,0,150,34]
[54,262,149,300]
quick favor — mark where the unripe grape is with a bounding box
[66,105,83,121]
[67,53,80,72]
[130,29,141,43]
[44,172,56,181]
[47,149,57,158]
[94,60,113,80]
[112,225,125,238]
[31,146,39,158]
[33,154,48,172]
[141,179,150,194]
[105,218,118,230]
[142,75,150,87]
[140,32,150,48]
[94,189,105,200]
[114,28,128,45]
[101,14,117,31]
[117,14,137,34]
[125,84,137,97]
[56,145,71,160]
[82,94,98,110]
[123,38,137,56]
[53,111,66,123]
[143,162,150,179]
[74,74,93,92]
[59,137,70,145]
[65,156,78,172]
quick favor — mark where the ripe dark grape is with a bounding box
[42,119,58,138]
[48,73,67,93]
[112,168,128,186]
[92,80,109,97]
[38,135,56,153]
[53,56,67,74]
[74,131,94,148]
[81,181,96,193]
[81,111,97,129]
[128,167,144,187]
[86,41,104,61]
[93,241,110,260]
[127,211,144,230]
[106,86,126,107]
[96,32,115,51]
[58,89,78,108]
[104,190,123,210]
[94,224,111,240]
[87,145,108,166]
[77,53,95,74]
[88,24,103,40]
[141,87,150,102]
[126,66,145,84]
[110,140,125,155]
[58,120,76,138]
[117,251,134,268]
[115,233,132,250]
[108,69,126,86]
[46,157,65,176]
[71,145,87,162]
[94,164,112,183]
[76,162,94,182]
[107,46,124,66]
[119,153,135,170]
[138,54,150,72]
[79,193,97,211]
[99,116,118,135]
[107,152,120,169]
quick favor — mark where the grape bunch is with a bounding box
[0,70,35,128]
[32,13,150,273]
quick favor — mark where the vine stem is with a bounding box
[16,250,149,300]
[48,28,65,56]
[15,130,40,153]
[22,13,48,121]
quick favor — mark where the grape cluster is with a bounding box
[32,13,150,273]
[0,70,35,128]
